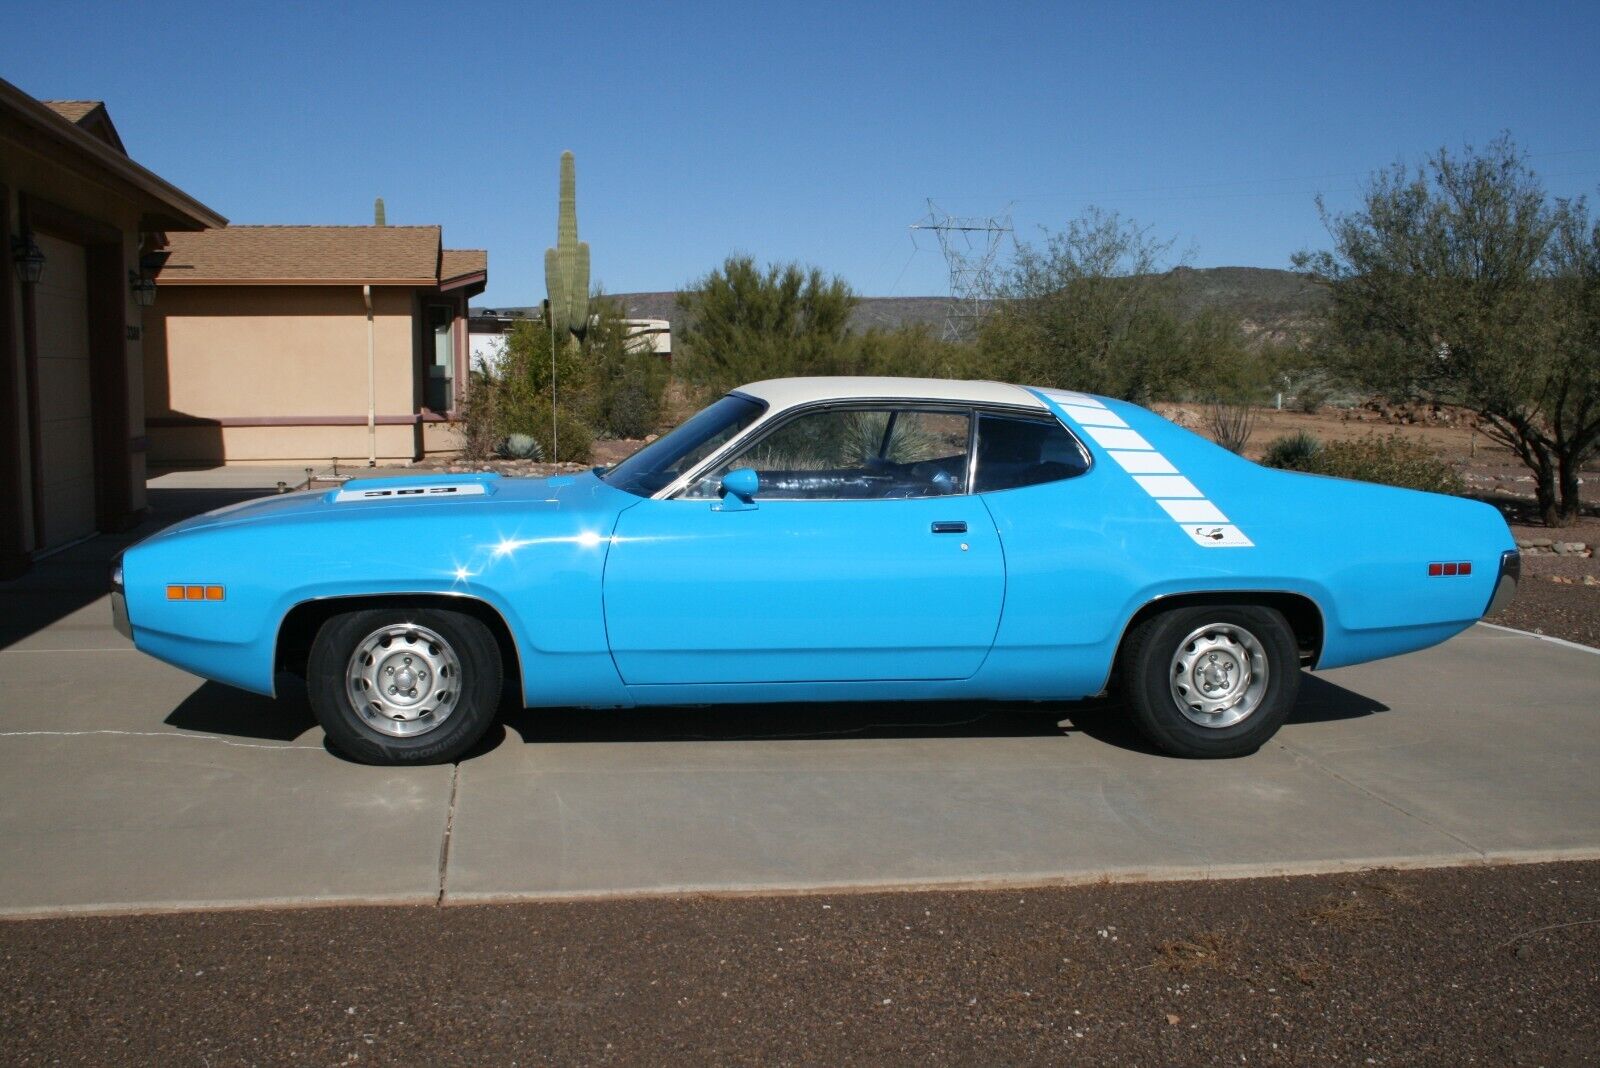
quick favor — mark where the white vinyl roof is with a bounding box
[735,376,1048,413]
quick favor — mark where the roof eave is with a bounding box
[155,277,441,287]
[438,269,488,294]
[2,76,225,231]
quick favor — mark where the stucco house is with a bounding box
[2,78,224,576]
[143,225,486,465]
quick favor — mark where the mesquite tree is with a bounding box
[1296,137,1599,525]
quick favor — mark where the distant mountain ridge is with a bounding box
[476,266,1327,343]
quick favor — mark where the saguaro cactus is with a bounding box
[374,197,386,226]
[544,151,590,342]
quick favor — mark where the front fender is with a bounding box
[124,477,635,706]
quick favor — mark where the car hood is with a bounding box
[148,471,625,540]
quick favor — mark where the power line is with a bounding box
[909,200,1013,342]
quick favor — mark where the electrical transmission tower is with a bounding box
[910,200,1014,341]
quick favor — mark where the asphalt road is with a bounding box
[2,860,1596,1066]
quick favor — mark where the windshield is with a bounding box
[601,394,767,497]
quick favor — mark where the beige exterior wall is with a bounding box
[144,285,434,464]
[148,423,421,465]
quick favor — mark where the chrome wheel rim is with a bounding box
[344,623,463,738]
[1168,622,1270,729]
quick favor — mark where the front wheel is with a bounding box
[307,606,502,765]
[1118,605,1300,758]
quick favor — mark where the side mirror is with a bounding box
[714,467,759,511]
[720,467,759,502]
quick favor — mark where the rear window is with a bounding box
[973,413,1091,492]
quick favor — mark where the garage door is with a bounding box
[33,233,98,550]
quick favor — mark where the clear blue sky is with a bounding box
[6,1,1598,306]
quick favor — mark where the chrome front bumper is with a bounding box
[110,551,132,639]
[111,590,132,639]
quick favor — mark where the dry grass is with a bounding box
[1151,929,1238,974]
[1280,957,1328,987]
[1362,878,1419,904]
[1302,893,1387,928]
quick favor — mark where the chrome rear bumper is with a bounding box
[1485,549,1520,617]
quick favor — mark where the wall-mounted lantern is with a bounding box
[10,231,44,284]
[128,268,158,307]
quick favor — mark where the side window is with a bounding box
[973,413,1090,493]
[686,407,971,500]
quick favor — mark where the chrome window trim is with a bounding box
[656,396,1090,503]
[661,397,1023,503]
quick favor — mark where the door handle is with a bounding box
[931,520,967,534]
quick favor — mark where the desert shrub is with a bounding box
[1295,384,1330,414]
[583,301,669,438]
[1265,432,1462,494]
[517,399,592,463]
[497,433,543,461]
[1205,400,1258,454]
[1312,435,1464,494]
[1261,431,1324,471]
[457,365,501,461]
[676,257,858,392]
[849,324,979,380]
[456,299,667,463]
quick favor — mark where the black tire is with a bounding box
[1117,604,1300,758]
[307,605,502,765]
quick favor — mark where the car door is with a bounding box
[602,404,1005,685]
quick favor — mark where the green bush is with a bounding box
[457,298,666,463]
[515,399,592,463]
[1261,431,1324,471]
[584,305,669,438]
[1313,435,1464,495]
[1265,432,1462,495]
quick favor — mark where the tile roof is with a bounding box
[440,248,488,283]
[157,226,447,284]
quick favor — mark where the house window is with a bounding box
[426,305,455,412]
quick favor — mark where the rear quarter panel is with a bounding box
[977,391,1513,696]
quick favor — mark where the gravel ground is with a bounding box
[3,862,1597,1066]
[1496,518,1600,648]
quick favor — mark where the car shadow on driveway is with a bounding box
[498,673,1389,756]
[164,676,317,743]
[157,672,1389,760]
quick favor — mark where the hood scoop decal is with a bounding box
[328,472,501,504]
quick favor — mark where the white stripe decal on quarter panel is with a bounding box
[1082,426,1155,451]
[1108,450,1178,474]
[1036,388,1254,549]
[1040,389,1106,408]
[1156,498,1229,524]
[1061,405,1128,428]
[1133,475,1203,498]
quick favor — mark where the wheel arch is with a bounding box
[1117,590,1325,673]
[275,593,525,697]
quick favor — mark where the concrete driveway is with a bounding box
[3,480,1598,916]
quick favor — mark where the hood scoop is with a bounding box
[327,472,501,504]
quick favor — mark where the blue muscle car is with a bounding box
[112,377,1519,764]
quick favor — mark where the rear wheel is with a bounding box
[307,606,501,765]
[1118,605,1299,758]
